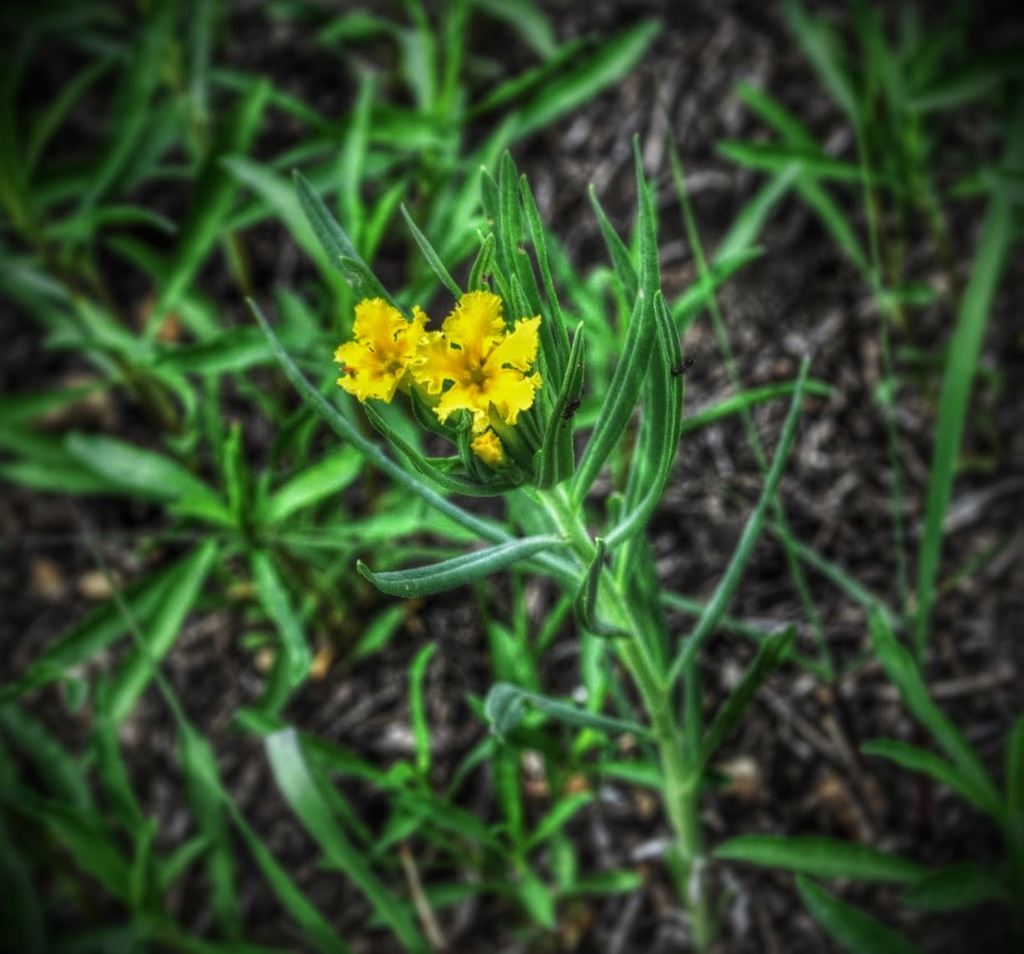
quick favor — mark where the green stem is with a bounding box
[533,484,714,948]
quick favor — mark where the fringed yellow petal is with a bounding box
[488,316,541,371]
[442,290,506,364]
[471,429,504,466]
[335,298,427,404]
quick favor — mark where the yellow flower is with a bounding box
[412,290,542,433]
[334,298,427,402]
[471,429,504,466]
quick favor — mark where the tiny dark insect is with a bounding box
[670,356,695,377]
[562,397,582,420]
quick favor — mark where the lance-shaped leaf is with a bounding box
[534,322,586,488]
[901,862,1009,911]
[153,79,269,324]
[484,682,649,741]
[588,184,638,305]
[715,835,926,883]
[400,203,461,298]
[606,291,684,548]
[108,541,220,724]
[869,609,1003,821]
[468,232,496,291]
[293,170,393,304]
[358,535,565,598]
[574,539,626,638]
[699,625,794,766]
[667,359,810,683]
[573,140,660,500]
[520,172,569,379]
[266,729,429,953]
[797,876,921,954]
[862,738,1001,820]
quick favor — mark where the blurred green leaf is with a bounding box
[484,682,648,740]
[265,447,363,524]
[154,79,271,322]
[250,551,313,698]
[700,626,795,766]
[862,738,1001,819]
[109,540,220,723]
[796,876,921,954]
[265,728,428,952]
[901,862,1008,911]
[869,610,1003,821]
[715,835,926,883]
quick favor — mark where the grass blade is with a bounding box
[797,876,921,954]
[914,100,1024,656]
[715,835,926,883]
[265,728,429,953]
[667,359,810,682]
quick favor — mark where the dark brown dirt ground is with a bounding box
[3,1,1024,952]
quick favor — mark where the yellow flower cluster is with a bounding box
[334,291,543,465]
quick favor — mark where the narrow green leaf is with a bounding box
[401,204,461,298]
[250,551,313,696]
[80,0,175,209]
[512,21,659,138]
[605,291,683,548]
[358,535,564,598]
[92,680,145,830]
[797,876,921,954]
[153,327,273,374]
[681,379,832,434]
[293,170,392,303]
[65,433,226,514]
[155,79,270,320]
[901,862,1008,911]
[700,626,795,766]
[409,643,436,779]
[265,447,364,524]
[862,738,1001,819]
[468,232,497,291]
[0,706,91,809]
[520,172,570,377]
[716,835,926,883]
[914,103,1024,655]
[573,539,625,637]
[587,184,638,304]
[783,0,860,123]
[484,682,649,740]
[869,609,1003,821]
[735,81,819,147]
[573,141,660,499]
[265,729,429,952]
[1008,711,1024,817]
[180,727,241,940]
[109,540,219,723]
[668,359,810,682]
[0,552,204,704]
[718,141,874,183]
[534,323,585,488]
[526,792,593,852]
[0,817,45,954]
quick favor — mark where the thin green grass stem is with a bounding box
[669,147,833,678]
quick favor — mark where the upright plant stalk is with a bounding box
[531,484,714,948]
